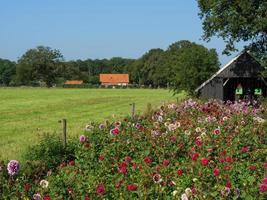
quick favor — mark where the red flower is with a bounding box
[201,158,209,166]
[163,160,170,167]
[96,184,105,195]
[224,165,231,171]
[127,184,138,191]
[144,156,152,164]
[226,181,232,189]
[242,146,250,153]
[43,196,51,200]
[195,139,202,147]
[119,161,128,167]
[219,158,225,163]
[118,166,127,174]
[99,155,105,161]
[170,136,177,143]
[69,160,75,166]
[213,168,220,176]
[263,178,267,184]
[262,163,267,168]
[84,143,91,149]
[191,153,199,161]
[225,156,233,163]
[177,168,183,176]
[84,196,90,200]
[24,183,31,192]
[249,165,257,171]
[110,127,120,135]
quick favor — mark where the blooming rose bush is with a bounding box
[0,99,266,199]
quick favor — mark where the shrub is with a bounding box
[23,133,77,170]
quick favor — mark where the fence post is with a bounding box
[59,119,67,148]
[131,103,136,118]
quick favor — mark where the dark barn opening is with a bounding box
[196,51,267,102]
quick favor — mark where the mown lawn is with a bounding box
[0,88,183,160]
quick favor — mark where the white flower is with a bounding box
[153,174,162,183]
[185,188,192,196]
[85,124,94,131]
[172,190,178,196]
[184,130,191,136]
[181,193,188,200]
[40,180,49,188]
[195,127,201,132]
[193,178,198,182]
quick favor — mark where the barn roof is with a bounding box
[65,80,84,85]
[195,51,263,92]
[99,74,129,83]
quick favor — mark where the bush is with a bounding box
[1,99,266,199]
[23,133,77,170]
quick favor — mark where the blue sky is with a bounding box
[0,0,245,65]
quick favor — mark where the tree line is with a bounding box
[0,40,221,94]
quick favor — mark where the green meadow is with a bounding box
[0,88,183,160]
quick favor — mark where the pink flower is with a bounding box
[96,184,105,195]
[201,158,209,166]
[213,168,220,176]
[213,128,221,135]
[110,127,120,135]
[262,163,267,168]
[79,135,87,143]
[259,184,267,193]
[262,177,267,184]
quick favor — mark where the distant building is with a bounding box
[65,80,84,85]
[195,51,267,101]
[99,74,129,86]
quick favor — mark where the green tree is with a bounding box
[198,0,267,54]
[167,40,220,94]
[16,46,63,87]
[0,59,16,86]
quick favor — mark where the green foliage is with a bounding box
[23,133,77,170]
[16,46,63,87]
[1,99,266,199]
[197,0,267,54]
[168,40,220,94]
[0,59,16,86]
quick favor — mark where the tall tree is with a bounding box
[167,40,220,94]
[16,46,63,87]
[0,59,16,86]
[198,0,267,54]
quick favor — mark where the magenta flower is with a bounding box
[79,135,87,143]
[110,127,120,135]
[7,160,20,176]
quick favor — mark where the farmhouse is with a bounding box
[195,51,267,102]
[99,74,129,86]
[64,80,84,85]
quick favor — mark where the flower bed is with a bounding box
[0,99,266,199]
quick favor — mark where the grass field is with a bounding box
[0,88,183,160]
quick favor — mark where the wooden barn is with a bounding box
[195,51,267,102]
[99,74,129,86]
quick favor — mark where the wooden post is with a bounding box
[59,119,67,148]
[131,103,135,118]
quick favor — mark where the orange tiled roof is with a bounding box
[99,74,129,83]
[65,80,84,85]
